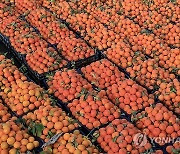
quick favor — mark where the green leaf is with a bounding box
[113,136,119,142]
[6,89,11,93]
[138,113,147,119]
[122,123,127,127]
[24,33,34,38]
[40,14,47,20]
[91,81,97,85]
[47,148,53,153]
[115,98,120,105]
[10,58,15,65]
[40,147,53,154]
[14,118,26,129]
[47,131,55,138]
[91,72,96,78]
[16,149,20,154]
[121,112,125,116]
[117,10,123,15]
[48,0,55,2]
[49,110,54,116]
[153,84,159,91]
[171,67,180,73]
[9,22,17,27]
[141,91,146,96]
[155,24,162,29]
[59,23,66,28]
[98,6,105,11]
[150,103,156,108]
[36,123,44,137]
[93,131,99,139]
[142,0,154,6]
[76,111,84,116]
[71,9,79,15]
[170,0,176,3]
[19,64,27,73]
[28,121,44,137]
[142,148,154,154]
[134,51,140,56]
[76,88,88,98]
[68,117,77,124]
[140,29,153,34]
[32,127,36,136]
[172,148,180,154]
[84,92,89,101]
[87,150,91,154]
[3,52,8,56]
[170,86,177,93]
[79,25,83,30]
[72,137,78,148]
[91,28,95,33]
[26,151,31,154]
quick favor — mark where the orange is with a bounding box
[15,133,23,141]
[21,139,28,145]
[1,134,8,141]
[29,90,35,96]
[7,137,15,145]
[1,142,8,149]
[3,127,10,134]
[26,143,34,150]
[13,141,21,149]
[9,148,17,154]
[63,133,70,140]
[28,137,35,142]
[22,101,30,107]
[54,122,63,130]
[33,141,39,147]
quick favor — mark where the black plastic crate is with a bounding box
[70,51,104,69]
[0,33,24,61]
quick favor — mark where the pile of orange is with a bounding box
[47,69,93,102]
[107,79,154,114]
[0,100,11,122]
[0,0,179,153]
[81,59,125,89]
[26,47,67,74]
[23,104,79,142]
[43,130,99,154]
[133,103,180,145]
[68,90,120,129]
[0,117,39,153]
[93,119,159,154]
